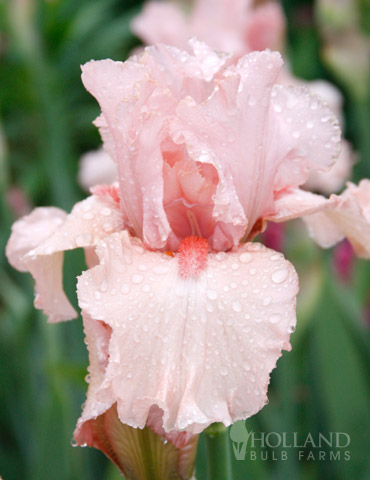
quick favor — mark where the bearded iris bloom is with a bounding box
[6,41,369,477]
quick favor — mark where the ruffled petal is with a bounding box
[265,188,339,223]
[82,43,230,249]
[6,195,124,322]
[304,140,354,195]
[170,51,341,242]
[170,51,281,243]
[303,180,370,257]
[76,231,298,435]
[303,211,344,248]
[270,84,341,191]
[6,207,76,322]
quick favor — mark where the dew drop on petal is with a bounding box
[269,313,282,324]
[248,95,256,106]
[207,289,217,300]
[232,301,242,313]
[263,296,272,306]
[244,362,251,371]
[206,302,214,313]
[240,252,252,263]
[101,207,111,216]
[271,269,288,284]
[132,274,143,284]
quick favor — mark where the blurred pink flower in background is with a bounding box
[333,239,354,283]
[78,148,117,192]
[131,0,285,57]
[261,222,285,253]
[6,186,32,218]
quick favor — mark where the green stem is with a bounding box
[205,423,233,480]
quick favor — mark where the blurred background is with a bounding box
[0,0,369,479]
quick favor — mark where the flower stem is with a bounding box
[205,423,233,480]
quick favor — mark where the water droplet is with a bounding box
[271,269,288,284]
[292,131,300,139]
[75,233,92,247]
[232,301,242,313]
[248,95,256,106]
[240,252,252,263]
[132,274,143,284]
[220,366,228,376]
[121,283,130,294]
[231,262,239,271]
[206,302,214,313]
[288,325,296,333]
[249,268,257,275]
[101,207,111,216]
[207,290,217,300]
[263,296,272,306]
[269,313,282,324]
[103,222,113,232]
[273,103,282,113]
[153,265,169,275]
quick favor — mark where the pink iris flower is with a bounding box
[7,42,368,447]
[131,0,354,196]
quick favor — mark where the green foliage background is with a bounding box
[0,1,369,479]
